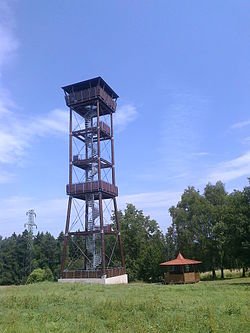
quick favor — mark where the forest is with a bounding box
[0,180,249,285]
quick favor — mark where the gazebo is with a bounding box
[160,252,202,284]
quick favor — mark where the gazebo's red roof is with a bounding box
[160,252,202,266]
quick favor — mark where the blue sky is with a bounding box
[0,0,250,237]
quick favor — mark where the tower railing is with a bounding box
[65,86,117,111]
[66,180,118,197]
[61,267,126,279]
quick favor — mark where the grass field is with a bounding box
[0,278,249,333]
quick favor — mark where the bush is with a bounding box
[200,271,214,281]
[200,269,242,281]
[26,268,54,284]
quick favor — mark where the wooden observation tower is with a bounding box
[60,77,127,284]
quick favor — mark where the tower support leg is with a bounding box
[61,196,72,275]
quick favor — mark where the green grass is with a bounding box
[0,278,249,333]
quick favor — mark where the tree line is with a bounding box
[0,180,249,285]
[167,180,250,279]
[0,230,64,285]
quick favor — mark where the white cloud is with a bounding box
[0,189,181,237]
[0,3,18,116]
[0,131,28,163]
[118,190,181,231]
[162,93,208,150]
[0,170,14,183]
[0,108,68,167]
[242,137,250,144]
[0,196,67,237]
[136,91,210,184]
[231,120,250,129]
[0,3,17,110]
[114,104,138,131]
[0,90,14,116]
[0,0,18,70]
[0,27,17,67]
[191,152,209,157]
[0,0,70,223]
[208,151,250,183]
[30,109,68,135]
[0,1,21,180]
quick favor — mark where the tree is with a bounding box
[26,267,54,284]
[168,182,231,279]
[33,232,61,279]
[204,182,229,279]
[15,231,32,283]
[120,204,166,282]
[168,187,208,263]
[226,188,250,275]
[0,231,63,285]
[0,234,20,285]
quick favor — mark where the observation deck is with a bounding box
[62,77,118,116]
[72,121,111,141]
[72,156,112,170]
[68,224,115,237]
[66,180,118,199]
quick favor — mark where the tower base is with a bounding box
[58,274,128,285]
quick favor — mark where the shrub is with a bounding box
[26,268,54,284]
[200,271,214,281]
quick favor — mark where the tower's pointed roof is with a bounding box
[160,252,201,266]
